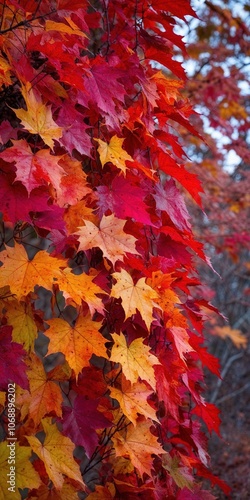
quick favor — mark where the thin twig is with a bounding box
[216,381,250,405]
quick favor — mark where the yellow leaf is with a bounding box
[75,214,139,265]
[1,300,37,350]
[110,269,160,329]
[109,376,159,425]
[113,418,163,477]
[95,136,133,174]
[45,19,87,38]
[110,333,160,390]
[26,418,85,490]
[214,325,247,349]
[0,442,41,500]
[16,354,63,426]
[12,83,63,148]
[110,456,134,476]
[45,314,107,379]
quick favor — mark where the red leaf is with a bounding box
[192,403,221,436]
[97,174,153,225]
[0,326,28,390]
[61,396,112,457]
[153,180,191,232]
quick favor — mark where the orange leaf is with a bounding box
[45,314,107,379]
[109,376,159,425]
[0,244,104,314]
[0,244,67,300]
[112,418,163,477]
[75,214,139,265]
[213,325,247,349]
[110,333,160,390]
[86,484,115,499]
[57,155,92,207]
[29,482,81,499]
[45,19,87,38]
[16,354,63,426]
[64,202,98,234]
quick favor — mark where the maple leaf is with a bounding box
[74,214,139,265]
[26,418,85,490]
[29,482,81,500]
[213,325,247,349]
[57,104,92,157]
[162,453,194,490]
[109,376,159,426]
[0,299,37,350]
[45,19,88,38]
[61,395,112,457]
[153,180,191,232]
[110,333,160,390]
[0,244,104,314]
[86,484,115,499]
[0,171,61,227]
[0,244,67,300]
[0,442,41,499]
[64,202,98,234]
[110,269,160,329]
[0,140,65,195]
[113,418,164,477]
[97,174,153,225]
[45,314,107,379]
[169,327,195,364]
[192,403,221,436]
[12,83,63,148]
[58,268,105,315]
[95,136,133,174]
[0,325,29,390]
[16,354,63,426]
[56,155,92,207]
[84,58,126,128]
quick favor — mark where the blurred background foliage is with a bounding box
[175,1,250,496]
